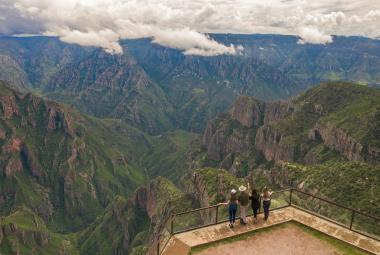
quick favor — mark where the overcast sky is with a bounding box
[1,0,379,56]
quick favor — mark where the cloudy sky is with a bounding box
[0,0,379,56]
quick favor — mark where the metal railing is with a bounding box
[152,188,380,254]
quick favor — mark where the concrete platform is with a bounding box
[161,207,380,255]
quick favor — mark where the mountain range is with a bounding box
[0,34,380,254]
[1,35,380,133]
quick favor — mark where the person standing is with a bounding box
[225,189,238,228]
[249,188,261,223]
[261,187,273,221]
[238,185,249,225]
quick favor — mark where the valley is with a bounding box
[0,35,379,255]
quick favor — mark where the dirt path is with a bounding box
[194,224,342,255]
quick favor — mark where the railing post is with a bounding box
[170,214,174,235]
[350,210,355,230]
[215,205,219,224]
[289,188,293,206]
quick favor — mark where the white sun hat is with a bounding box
[231,189,237,194]
[239,185,247,192]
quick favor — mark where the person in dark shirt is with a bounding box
[249,189,261,223]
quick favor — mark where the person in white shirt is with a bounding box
[261,186,273,221]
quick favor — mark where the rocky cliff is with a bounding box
[230,96,264,128]
[310,122,380,164]
[202,82,380,172]
[0,207,77,255]
[255,125,295,162]
[203,114,253,165]
[0,82,152,235]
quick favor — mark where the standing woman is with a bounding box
[249,189,260,223]
[261,187,273,221]
[227,189,238,228]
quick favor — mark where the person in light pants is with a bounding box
[261,186,273,221]
[238,185,249,224]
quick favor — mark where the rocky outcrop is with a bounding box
[187,172,210,209]
[0,54,31,91]
[310,122,363,161]
[135,181,159,221]
[203,119,252,163]
[4,137,23,153]
[203,97,296,166]
[0,127,5,139]
[0,94,19,119]
[203,83,380,168]
[309,122,379,163]
[230,96,264,128]
[255,126,295,162]
[21,146,46,181]
[4,157,23,177]
[263,101,294,125]
[368,146,380,164]
[0,217,50,248]
[186,172,215,224]
[135,177,178,223]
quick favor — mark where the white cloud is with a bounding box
[1,0,380,55]
[54,29,123,54]
[298,27,333,45]
[151,28,241,56]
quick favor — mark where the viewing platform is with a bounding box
[149,189,380,255]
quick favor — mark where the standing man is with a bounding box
[238,185,249,225]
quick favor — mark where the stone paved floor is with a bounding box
[162,207,380,255]
[194,223,343,255]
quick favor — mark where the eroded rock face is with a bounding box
[0,94,19,119]
[4,137,23,153]
[255,126,295,162]
[0,128,5,139]
[203,120,252,162]
[21,146,46,180]
[368,146,380,164]
[310,122,364,161]
[309,122,380,163]
[0,54,30,90]
[187,172,210,209]
[0,221,51,248]
[203,97,294,166]
[263,101,294,125]
[230,96,264,128]
[203,89,380,168]
[203,96,297,166]
[135,178,165,221]
[4,157,23,177]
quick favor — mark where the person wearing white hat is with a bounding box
[238,185,249,225]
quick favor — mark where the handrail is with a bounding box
[172,188,380,236]
[293,189,380,221]
[174,204,219,216]
[173,188,293,216]
[173,188,379,221]
[154,188,380,254]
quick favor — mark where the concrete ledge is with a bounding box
[291,207,380,254]
[161,206,380,255]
